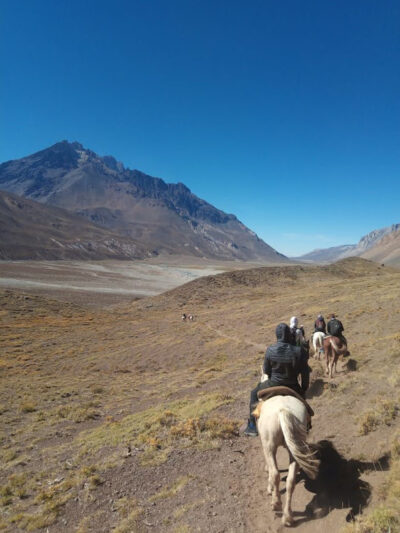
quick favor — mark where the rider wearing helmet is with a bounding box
[289,316,306,347]
[313,314,326,334]
[327,313,347,346]
[244,323,310,437]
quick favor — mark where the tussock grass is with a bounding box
[170,415,240,440]
[77,393,235,464]
[149,476,192,502]
[56,403,101,423]
[344,433,400,533]
[112,498,143,533]
[173,499,204,520]
[358,398,399,435]
[19,401,37,413]
[173,525,191,533]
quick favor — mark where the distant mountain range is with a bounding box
[0,141,287,262]
[295,223,400,266]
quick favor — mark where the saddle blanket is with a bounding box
[257,385,314,417]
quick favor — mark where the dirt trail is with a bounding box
[239,356,388,532]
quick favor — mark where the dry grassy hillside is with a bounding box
[1,258,400,532]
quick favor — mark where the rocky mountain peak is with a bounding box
[0,141,287,262]
[357,224,400,251]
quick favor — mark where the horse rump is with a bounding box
[279,408,319,479]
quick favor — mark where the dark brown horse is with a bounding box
[323,336,348,378]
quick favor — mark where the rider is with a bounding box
[313,314,326,334]
[243,322,310,437]
[312,313,326,354]
[327,313,347,346]
[289,316,306,346]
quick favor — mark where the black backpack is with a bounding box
[329,319,342,336]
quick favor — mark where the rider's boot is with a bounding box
[243,415,258,437]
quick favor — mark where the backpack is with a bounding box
[329,319,342,336]
[315,319,324,330]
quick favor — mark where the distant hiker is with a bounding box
[181,313,187,321]
[243,323,310,437]
[313,314,326,334]
[327,313,347,346]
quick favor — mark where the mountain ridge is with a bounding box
[295,223,400,264]
[0,141,287,262]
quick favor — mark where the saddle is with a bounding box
[257,385,314,417]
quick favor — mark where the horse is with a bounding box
[312,331,326,360]
[253,395,319,526]
[323,335,348,378]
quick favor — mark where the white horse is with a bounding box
[312,331,325,360]
[253,395,319,526]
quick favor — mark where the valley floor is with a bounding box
[0,259,232,306]
[0,258,399,532]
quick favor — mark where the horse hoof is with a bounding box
[272,501,282,512]
[282,515,294,527]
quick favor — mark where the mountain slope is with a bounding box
[0,141,287,262]
[296,223,400,263]
[0,189,146,260]
[361,227,400,266]
[293,244,356,263]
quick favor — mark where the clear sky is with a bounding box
[1,0,399,256]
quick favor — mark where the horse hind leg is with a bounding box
[268,452,282,511]
[333,353,339,376]
[261,437,281,510]
[325,344,333,376]
[329,352,337,378]
[282,460,298,526]
[313,339,319,360]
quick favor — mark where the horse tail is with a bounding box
[278,409,319,479]
[330,338,347,355]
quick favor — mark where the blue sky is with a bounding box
[1,0,399,256]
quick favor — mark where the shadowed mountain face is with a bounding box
[0,189,146,260]
[0,141,287,262]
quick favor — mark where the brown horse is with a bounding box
[323,336,348,378]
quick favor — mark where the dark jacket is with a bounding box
[327,318,344,336]
[314,319,326,334]
[263,323,309,392]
